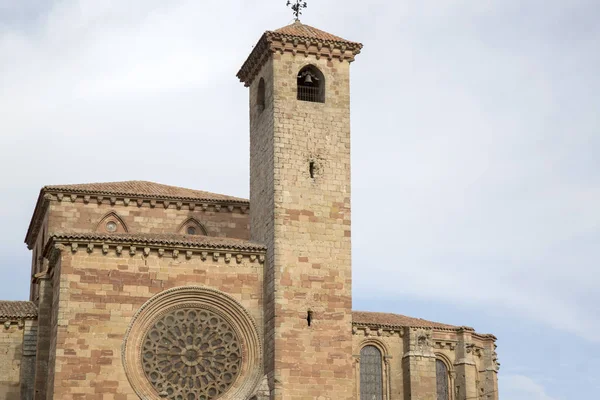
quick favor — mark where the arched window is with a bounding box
[297,65,325,103]
[436,359,450,400]
[177,217,207,236]
[95,212,128,233]
[257,78,265,112]
[360,345,383,400]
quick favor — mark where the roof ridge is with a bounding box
[352,310,470,330]
[42,180,248,202]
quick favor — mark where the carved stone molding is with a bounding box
[122,286,262,400]
[434,340,457,351]
[44,234,266,265]
[352,324,404,338]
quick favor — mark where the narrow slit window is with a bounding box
[309,161,315,178]
[257,78,265,112]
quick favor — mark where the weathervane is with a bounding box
[286,0,308,21]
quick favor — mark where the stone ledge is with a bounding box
[44,233,266,264]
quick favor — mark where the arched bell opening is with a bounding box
[297,65,325,103]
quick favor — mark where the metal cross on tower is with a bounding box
[286,0,308,20]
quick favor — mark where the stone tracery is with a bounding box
[142,307,242,399]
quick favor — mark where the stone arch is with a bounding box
[359,338,390,358]
[297,64,325,103]
[122,286,262,400]
[95,212,128,233]
[177,217,207,236]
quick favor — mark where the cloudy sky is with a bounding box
[1,0,599,398]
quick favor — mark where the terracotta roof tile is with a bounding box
[43,181,247,203]
[49,233,266,252]
[272,21,357,44]
[352,311,469,330]
[0,301,37,319]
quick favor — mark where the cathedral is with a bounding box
[0,21,499,400]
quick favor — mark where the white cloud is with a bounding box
[502,375,558,400]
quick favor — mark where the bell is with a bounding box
[304,73,313,84]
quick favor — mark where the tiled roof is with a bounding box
[43,181,247,203]
[49,233,266,252]
[0,301,37,319]
[273,21,357,44]
[352,311,469,330]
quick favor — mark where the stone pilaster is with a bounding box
[402,328,437,400]
[454,329,478,400]
[479,339,499,400]
[20,319,37,400]
[32,274,52,400]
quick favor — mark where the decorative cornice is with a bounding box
[44,233,266,264]
[237,30,363,87]
[25,189,250,249]
[352,323,403,338]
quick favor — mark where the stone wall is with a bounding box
[0,322,24,400]
[250,50,354,399]
[45,243,264,399]
[44,197,249,240]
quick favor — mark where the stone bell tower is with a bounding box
[238,21,362,399]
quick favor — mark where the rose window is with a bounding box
[141,307,242,400]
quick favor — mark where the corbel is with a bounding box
[186,251,193,260]
[123,198,130,206]
[236,254,243,264]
